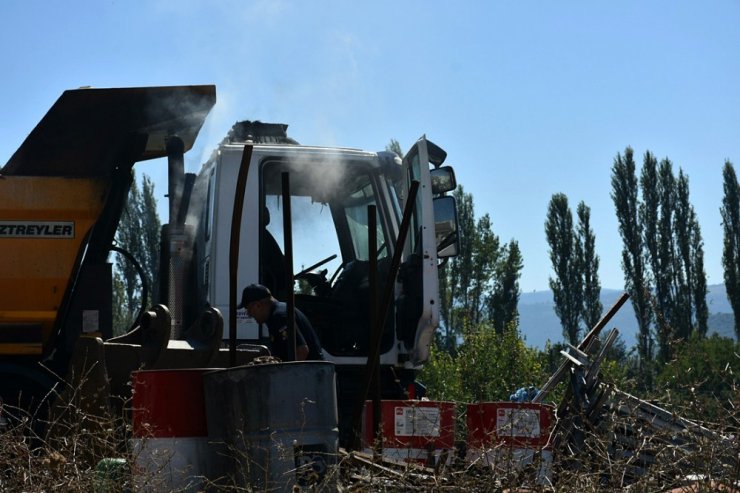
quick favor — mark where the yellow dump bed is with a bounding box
[0,85,216,356]
[0,177,106,354]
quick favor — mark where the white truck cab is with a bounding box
[171,122,458,440]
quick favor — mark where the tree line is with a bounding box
[422,142,739,396]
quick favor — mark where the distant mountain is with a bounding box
[518,284,735,349]
[709,313,736,340]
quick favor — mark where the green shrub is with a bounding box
[420,322,545,404]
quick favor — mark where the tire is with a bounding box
[0,362,59,436]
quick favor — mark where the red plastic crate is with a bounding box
[363,400,456,450]
[467,402,554,449]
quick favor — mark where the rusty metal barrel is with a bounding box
[203,361,338,492]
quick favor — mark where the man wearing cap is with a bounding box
[238,283,324,361]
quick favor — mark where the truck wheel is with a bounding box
[0,363,59,436]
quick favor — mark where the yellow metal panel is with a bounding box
[0,176,107,355]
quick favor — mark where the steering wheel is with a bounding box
[295,254,338,279]
[295,254,339,296]
[328,260,347,287]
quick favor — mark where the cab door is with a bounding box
[397,136,445,365]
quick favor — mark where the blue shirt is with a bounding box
[265,300,324,361]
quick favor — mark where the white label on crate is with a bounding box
[496,408,541,438]
[394,406,441,437]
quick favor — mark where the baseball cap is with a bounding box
[237,283,272,308]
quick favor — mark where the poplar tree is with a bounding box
[440,187,476,350]
[721,160,740,339]
[653,159,678,362]
[675,170,708,338]
[691,216,709,337]
[545,193,582,344]
[572,201,619,361]
[647,159,707,361]
[140,175,162,296]
[577,202,603,330]
[544,196,602,344]
[111,172,161,334]
[611,147,653,368]
[469,214,500,326]
[488,241,523,334]
[613,148,708,367]
[116,178,144,321]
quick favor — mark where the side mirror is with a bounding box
[426,139,448,167]
[433,196,460,258]
[429,166,457,195]
[430,166,457,195]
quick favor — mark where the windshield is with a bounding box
[261,158,390,286]
[343,181,389,261]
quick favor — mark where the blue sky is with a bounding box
[2,1,738,293]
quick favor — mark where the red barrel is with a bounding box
[363,400,456,465]
[466,402,555,484]
[131,369,213,491]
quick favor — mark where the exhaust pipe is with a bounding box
[167,136,185,226]
[163,136,187,339]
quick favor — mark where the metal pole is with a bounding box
[228,145,253,367]
[533,291,630,403]
[350,180,420,450]
[281,172,296,361]
[368,205,382,457]
[579,291,630,351]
